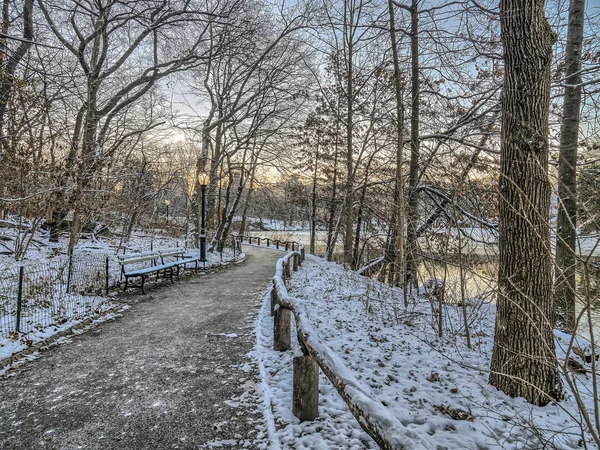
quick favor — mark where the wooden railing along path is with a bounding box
[235,234,303,254]
[238,235,428,450]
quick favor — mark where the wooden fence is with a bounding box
[243,235,428,450]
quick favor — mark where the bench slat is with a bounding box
[159,250,186,258]
[119,255,160,265]
[125,262,177,276]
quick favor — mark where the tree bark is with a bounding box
[490,0,561,406]
[311,139,319,255]
[239,162,256,236]
[555,0,585,332]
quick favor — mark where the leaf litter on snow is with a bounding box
[255,254,598,449]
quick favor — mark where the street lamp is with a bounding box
[164,199,170,222]
[198,171,210,264]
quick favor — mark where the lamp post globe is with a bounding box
[164,199,170,222]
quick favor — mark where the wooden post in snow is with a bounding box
[293,254,299,271]
[273,306,291,351]
[292,349,319,421]
[285,261,291,280]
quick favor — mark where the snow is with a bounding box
[254,252,600,449]
[0,298,117,361]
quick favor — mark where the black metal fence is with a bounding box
[0,236,243,341]
[0,253,119,340]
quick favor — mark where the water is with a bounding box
[245,229,600,340]
[418,259,600,341]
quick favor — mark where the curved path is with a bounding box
[0,246,281,450]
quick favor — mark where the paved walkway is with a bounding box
[0,246,281,450]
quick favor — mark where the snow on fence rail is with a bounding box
[245,235,430,450]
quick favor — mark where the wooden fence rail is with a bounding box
[234,234,304,257]
[261,245,428,450]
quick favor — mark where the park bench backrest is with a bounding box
[158,250,185,259]
[158,250,185,265]
[118,254,160,267]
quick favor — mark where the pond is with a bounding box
[418,259,600,341]
[246,229,600,340]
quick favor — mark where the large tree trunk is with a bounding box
[490,0,561,406]
[555,0,585,332]
[405,0,420,289]
[353,170,369,269]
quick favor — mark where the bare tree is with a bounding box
[0,0,33,136]
[489,0,562,406]
[554,0,586,332]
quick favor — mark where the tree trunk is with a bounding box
[239,164,256,236]
[342,0,355,267]
[325,133,339,261]
[193,121,211,248]
[405,0,420,289]
[490,0,561,406]
[387,0,406,288]
[207,119,223,230]
[311,141,319,255]
[555,0,585,332]
[125,209,138,242]
[0,0,33,135]
[353,172,368,269]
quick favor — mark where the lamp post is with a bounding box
[198,171,210,264]
[164,199,170,223]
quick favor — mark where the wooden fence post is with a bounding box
[292,348,319,421]
[271,281,278,316]
[293,253,298,271]
[273,306,291,351]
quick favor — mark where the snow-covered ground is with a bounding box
[0,301,120,363]
[255,253,599,449]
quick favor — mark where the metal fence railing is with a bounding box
[0,237,243,341]
[0,253,120,340]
